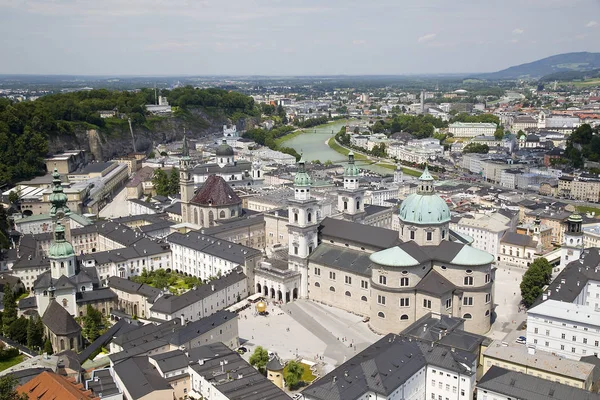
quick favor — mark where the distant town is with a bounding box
[0,65,599,400]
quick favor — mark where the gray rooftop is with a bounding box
[190,342,289,400]
[167,231,261,265]
[150,268,246,315]
[308,244,372,277]
[113,356,173,399]
[303,333,475,400]
[477,366,600,400]
[319,217,400,251]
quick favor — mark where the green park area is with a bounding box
[284,361,317,384]
[131,268,203,295]
[576,205,600,216]
[0,354,23,372]
[327,137,368,160]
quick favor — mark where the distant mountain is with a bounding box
[539,68,600,82]
[475,52,600,80]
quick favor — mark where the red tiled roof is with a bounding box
[18,371,99,400]
[190,175,242,206]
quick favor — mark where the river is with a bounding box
[281,120,391,175]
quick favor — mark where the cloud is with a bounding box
[352,39,366,45]
[512,28,524,34]
[586,21,598,28]
[417,33,436,43]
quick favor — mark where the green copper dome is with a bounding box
[398,166,450,225]
[216,140,234,156]
[48,222,75,258]
[49,169,70,218]
[294,157,312,187]
[344,152,360,177]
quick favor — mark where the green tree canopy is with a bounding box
[249,346,269,373]
[284,360,305,389]
[0,374,27,400]
[2,284,17,334]
[7,317,28,345]
[520,257,553,307]
[463,143,489,154]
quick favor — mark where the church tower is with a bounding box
[49,222,77,280]
[179,135,195,224]
[559,213,584,271]
[49,169,71,241]
[337,152,365,223]
[288,157,319,298]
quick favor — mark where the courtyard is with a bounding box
[488,262,527,341]
[238,299,381,371]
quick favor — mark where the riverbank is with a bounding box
[327,137,422,177]
[276,119,347,147]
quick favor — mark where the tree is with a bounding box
[520,257,553,307]
[249,346,269,373]
[7,317,28,345]
[7,190,19,205]
[494,126,505,140]
[463,143,489,154]
[26,316,44,349]
[43,338,53,355]
[0,374,28,400]
[148,151,156,159]
[168,168,180,195]
[83,305,103,342]
[152,168,170,197]
[2,284,17,334]
[284,360,304,389]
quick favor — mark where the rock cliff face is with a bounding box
[46,109,259,160]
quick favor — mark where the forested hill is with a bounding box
[0,87,259,186]
[476,52,600,80]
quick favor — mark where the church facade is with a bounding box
[256,155,495,335]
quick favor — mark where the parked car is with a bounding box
[362,316,370,323]
[515,336,526,344]
[237,346,248,354]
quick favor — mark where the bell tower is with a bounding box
[288,157,319,298]
[559,213,584,271]
[49,168,71,241]
[179,135,195,223]
[337,152,366,223]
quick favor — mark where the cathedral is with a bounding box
[255,155,495,335]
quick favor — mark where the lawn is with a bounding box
[274,129,304,146]
[327,137,368,160]
[402,167,423,177]
[0,355,24,372]
[284,362,316,383]
[576,205,600,216]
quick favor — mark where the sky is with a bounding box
[1,0,599,76]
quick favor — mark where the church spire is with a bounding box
[182,135,190,159]
[49,168,70,219]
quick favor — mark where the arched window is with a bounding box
[329,286,335,292]
[231,209,236,217]
[345,291,351,297]
[356,201,360,210]
[361,296,368,302]
[81,286,86,291]
[43,291,47,296]
[60,339,65,351]
[314,282,320,287]
[464,276,473,285]
[70,337,75,349]
[377,312,385,318]
[219,210,226,218]
[308,213,312,222]
[294,213,299,222]
[400,314,409,320]
[344,201,348,210]
[379,275,387,285]
[463,313,472,319]
[60,262,64,269]
[62,299,68,308]
[400,277,409,287]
